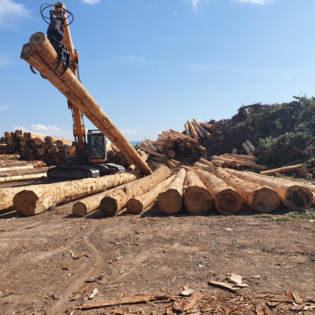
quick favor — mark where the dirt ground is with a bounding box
[0,179,315,315]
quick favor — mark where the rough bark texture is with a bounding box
[214,168,280,213]
[21,32,151,175]
[260,164,304,176]
[13,172,141,216]
[100,166,171,217]
[226,169,313,211]
[0,173,47,183]
[184,170,213,215]
[223,154,256,161]
[158,168,186,214]
[127,175,176,214]
[195,169,243,215]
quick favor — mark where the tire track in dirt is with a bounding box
[48,225,105,315]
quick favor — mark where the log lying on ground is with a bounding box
[184,170,213,215]
[158,168,186,214]
[0,166,52,177]
[242,142,254,156]
[193,162,215,172]
[211,156,236,168]
[21,32,151,175]
[211,159,228,168]
[100,166,171,217]
[260,164,304,176]
[14,172,141,216]
[214,168,280,213]
[226,169,313,211]
[196,169,243,215]
[215,155,268,171]
[0,165,35,172]
[127,175,175,214]
[0,173,47,183]
[0,154,20,161]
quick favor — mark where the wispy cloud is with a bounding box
[30,124,61,131]
[0,106,9,110]
[117,56,147,67]
[0,0,31,28]
[13,125,25,130]
[232,0,275,4]
[81,0,101,4]
[188,63,280,73]
[191,0,215,12]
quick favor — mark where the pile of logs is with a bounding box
[137,119,214,169]
[0,130,72,165]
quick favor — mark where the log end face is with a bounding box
[184,187,213,215]
[126,199,143,215]
[29,32,46,46]
[73,202,87,217]
[158,189,182,214]
[100,197,118,217]
[285,185,313,211]
[13,190,43,216]
[21,43,35,59]
[215,189,243,215]
[253,187,281,213]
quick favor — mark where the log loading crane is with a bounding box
[32,2,125,179]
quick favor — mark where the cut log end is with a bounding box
[252,187,281,213]
[215,189,243,215]
[100,197,119,217]
[126,199,143,215]
[184,186,213,215]
[29,32,46,45]
[72,202,88,217]
[21,43,35,59]
[158,189,183,214]
[285,185,313,211]
[13,190,46,216]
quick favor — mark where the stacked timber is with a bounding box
[1,130,72,165]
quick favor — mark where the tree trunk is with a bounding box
[242,142,254,155]
[195,169,243,215]
[127,175,176,214]
[215,155,268,171]
[211,156,236,167]
[13,171,141,216]
[193,162,215,172]
[211,159,228,168]
[198,158,214,167]
[184,170,213,215]
[0,165,35,172]
[184,122,192,137]
[260,164,304,176]
[192,122,205,138]
[21,33,151,175]
[158,168,186,214]
[223,153,256,161]
[195,144,207,153]
[214,168,280,213]
[246,140,256,153]
[138,144,167,159]
[0,173,47,183]
[193,119,212,138]
[187,121,200,140]
[0,154,20,160]
[200,122,215,130]
[226,169,313,211]
[100,166,171,217]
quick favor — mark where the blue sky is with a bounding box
[1,0,315,141]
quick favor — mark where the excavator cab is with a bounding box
[87,130,107,162]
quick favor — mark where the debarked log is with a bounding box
[21,32,151,175]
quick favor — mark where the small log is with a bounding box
[166,160,177,169]
[246,140,256,153]
[195,144,207,153]
[0,165,35,172]
[158,168,186,214]
[196,169,243,215]
[169,159,181,167]
[155,145,168,154]
[0,154,20,161]
[260,164,304,176]
[0,173,47,183]
[242,142,254,156]
[187,121,200,140]
[211,156,236,168]
[150,156,166,164]
[147,159,163,168]
[14,172,141,216]
[138,144,167,159]
[197,158,215,167]
[167,150,176,158]
[100,166,171,217]
[184,122,192,137]
[214,168,280,213]
[127,175,176,214]
[184,170,213,215]
[192,122,205,138]
[211,160,228,168]
[224,153,256,161]
[199,122,215,130]
[23,131,46,142]
[226,169,313,211]
[193,162,215,172]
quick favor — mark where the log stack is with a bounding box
[1,130,72,165]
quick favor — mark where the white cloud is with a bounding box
[81,0,101,4]
[191,0,214,12]
[122,129,141,135]
[118,56,147,67]
[0,0,31,28]
[13,126,25,130]
[232,0,275,4]
[0,106,9,110]
[30,124,61,131]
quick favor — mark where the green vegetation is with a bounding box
[249,97,315,167]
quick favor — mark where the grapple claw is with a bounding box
[50,51,63,75]
[30,66,37,74]
[58,51,71,78]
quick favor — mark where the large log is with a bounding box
[100,166,171,217]
[195,169,243,215]
[260,164,304,176]
[21,32,151,175]
[214,168,280,213]
[13,172,141,216]
[158,168,186,214]
[127,175,175,214]
[0,173,47,183]
[184,170,213,215]
[226,169,313,211]
[0,165,35,172]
